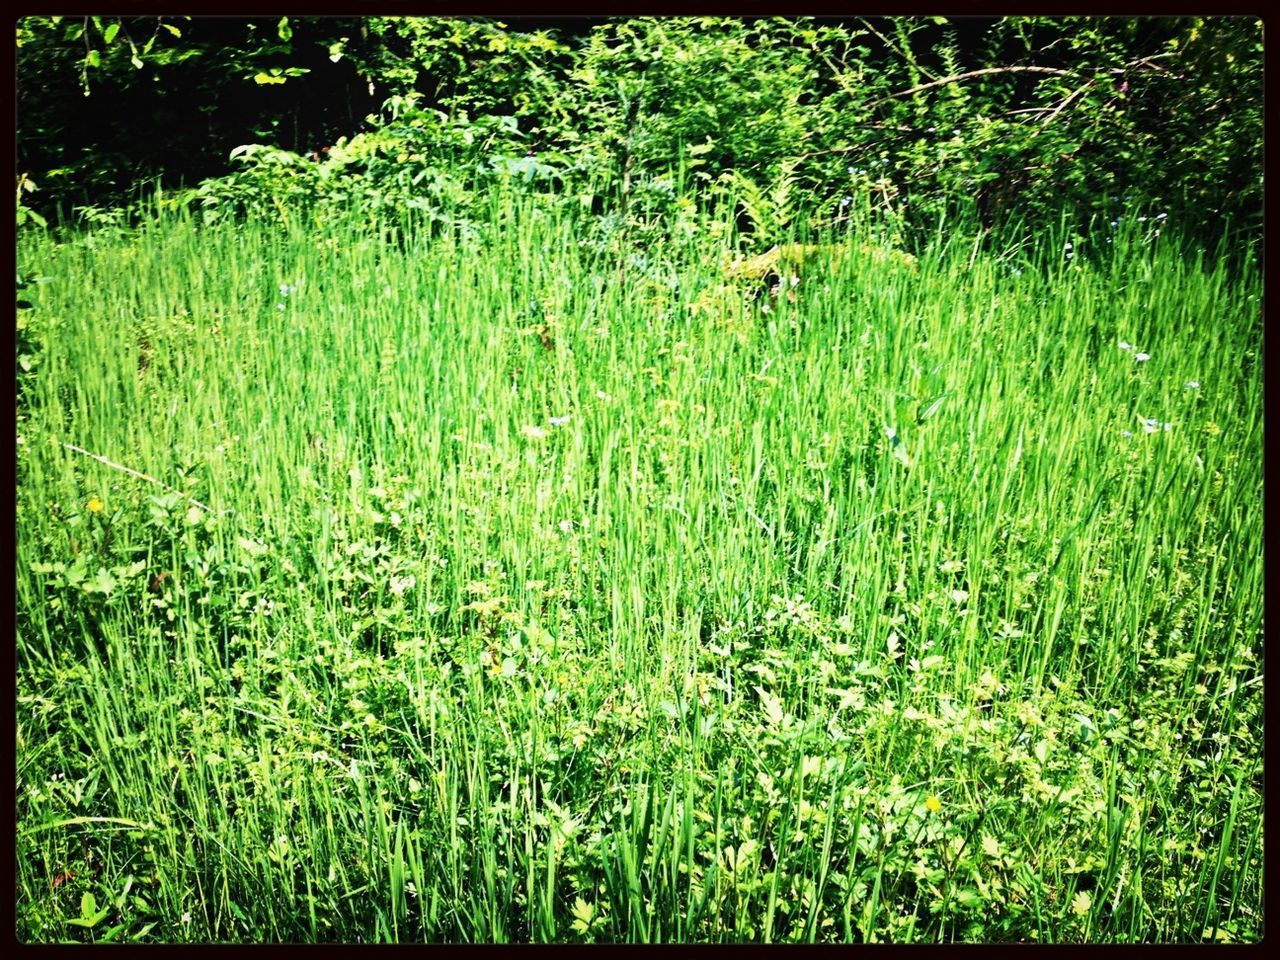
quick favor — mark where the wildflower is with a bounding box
[87,496,104,514]
[1184,380,1200,390]
[181,911,192,924]
[558,519,574,533]
[549,415,571,427]
[1134,352,1150,362]
[1139,417,1171,433]
[925,796,942,813]
[520,424,548,440]
[1118,341,1133,351]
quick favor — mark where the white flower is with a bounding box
[549,415,571,427]
[1139,417,1172,433]
[1134,352,1150,362]
[558,519,574,533]
[520,424,548,440]
[1121,430,1134,438]
[181,911,192,924]
[1185,380,1200,390]
[1118,341,1133,351]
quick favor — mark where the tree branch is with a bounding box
[60,442,212,512]
[863,66,1075,110]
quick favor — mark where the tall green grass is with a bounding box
[16,195,1262,943]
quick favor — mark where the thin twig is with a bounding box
[859,17,940,83]
[1039,78,1096,129]
[863,66,1075,110]
[60,441,212,512]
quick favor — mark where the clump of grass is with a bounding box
[16,195,1261,943]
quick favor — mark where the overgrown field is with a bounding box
[16,199,1263,943]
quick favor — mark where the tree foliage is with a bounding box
[16,15,1262,246]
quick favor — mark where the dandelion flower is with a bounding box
[87,496,104,514]
[925,796,942,813]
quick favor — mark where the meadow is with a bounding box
[15,195,1263,942]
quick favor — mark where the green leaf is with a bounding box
[84,49,100,68]
[754,685,785,727]
[917,392,951,423]
[67,891,111,928]
[277,17,292,42]
[162,23,182,38]
[88,567,117,596]
[981,834,1002,859]
[253,72,287,86]
[102,22,119,44]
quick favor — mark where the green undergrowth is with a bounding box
[15,197,1262,943]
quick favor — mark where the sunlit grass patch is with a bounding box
[15,200,1262,943]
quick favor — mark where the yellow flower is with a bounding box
[87,496,104,514]
[925,796,942,813]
